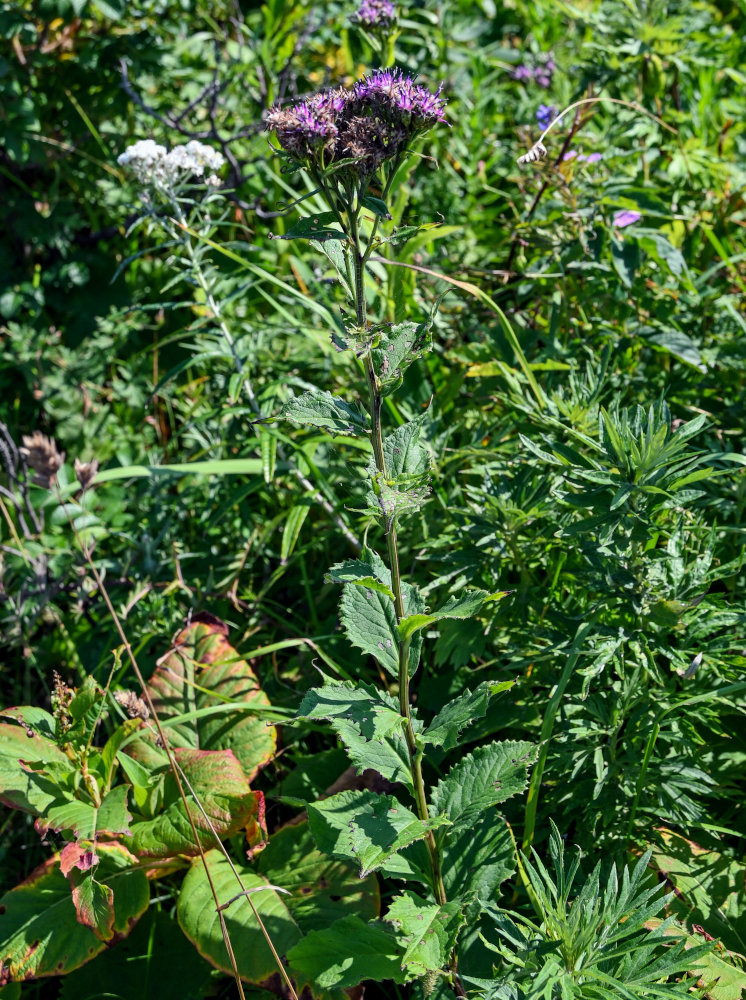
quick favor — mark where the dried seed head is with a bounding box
[74,457,99,491]
[114,689,150,721]
[517,140,547,166]
[21,431,65,487]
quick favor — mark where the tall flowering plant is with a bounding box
[265,70,537,994]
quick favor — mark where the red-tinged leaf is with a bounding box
[0,843,148,981]
[125,747,263,859]
[35,784,132,840]
[59,844,99,877]
[68,868,115,942]
[0,722,73,817]
[127,616,276,782]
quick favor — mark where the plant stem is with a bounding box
[353,212,447,906]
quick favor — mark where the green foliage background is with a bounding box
[1,0,745,996]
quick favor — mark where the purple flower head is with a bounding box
[536,104,557,130]
[353,0,396,28]
[613,209,642,228]
[512,51,555,88]
[512,64,534,82]
[354,69,447,128]
[585,152,603,163]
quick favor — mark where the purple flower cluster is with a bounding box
[563,150,603,164]
[352,0,396,29]
[512,52,556,88]
[265,69,446,173]
[536,104,557,130]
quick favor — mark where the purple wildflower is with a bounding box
[536,104,557,130]
[265,69,446,173]
[585,152,603,163]
[613,210,642,228]
[352,0,396,28]
[512,64,534,82]
[512,52,555,88]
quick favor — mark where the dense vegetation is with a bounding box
[1,0,745,998]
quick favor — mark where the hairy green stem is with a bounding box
[353,214,447,906]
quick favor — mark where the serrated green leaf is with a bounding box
[384,891,464,975]
[326,559,395,600]
[422,681,512,751]
[442,815,516,903]
[287,916,409,989]
[308,789,450,878]
[275,211,346,243]
[398,589,506,643]
[383,411,430,478]
[282,389,366,436]
[339,583,399,674]
[293,677,412,789]
[431,740,536,832]
[372,321,433,396]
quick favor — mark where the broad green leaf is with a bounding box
[177,850,301,984]
[125,748,263,859]
[372,321,433,397]
[441,815,516,903]
[645,918,746,1000]
[127,616,275,782]
[325,559,395,600]
[384,891,464,975]
[382,412,430,478]
[361,195,391,218]
[287,916,409,989]
[339,583,399,675]
[0,721,74,816]
[308,789,450,878]
[293,677,412,789]
[257,821,379,931]
[398,589,506,643]
[0,843,148,979]
[37,783,132,840]
[431,740,536,832]
[282,389,366,437]
[274,211,346,243]
[0,707,55,740]
[421,681,513,751]
[60,910,215,1000]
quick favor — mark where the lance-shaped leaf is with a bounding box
[125,748,263,858]
[421,680,514,751]
[282,389,366,437]
[398,589,507,643]
[287,916,409,990]
[308,789,449,879]
[275,211,347,243]
[431,740,536,833]
[384,891,464,975]
[293,677,412,789]
[127,615,275,781]
[372,321,433,397]
[325,559,395,600]
[177,850,301,984]
[0,843,148,980]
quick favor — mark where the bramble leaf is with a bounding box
[431,740,536,832]
[282,389,367,437]
[384,890,464,975]
[308,789,450,878]
[421,680,513,751]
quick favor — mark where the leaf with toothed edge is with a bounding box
[308,789,450,878]
[292,676,413,790]
[398,589,508,644]
[372,322,433,397]
[339,578,424,679]
[431,740,536,833]
[282,389,367,437]
[325,559,395,600]
[287,916,410,989]
[421,680,514,751]
[383,890,464,975]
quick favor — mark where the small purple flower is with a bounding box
[536,104,557,130]
[353,0,396,28]
[585,152,603,163]
[512,64,534,82]
[613,210,642,228]
[563,150,577,161]
[512,52,555,88]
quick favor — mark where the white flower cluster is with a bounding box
[117,139,225,186]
